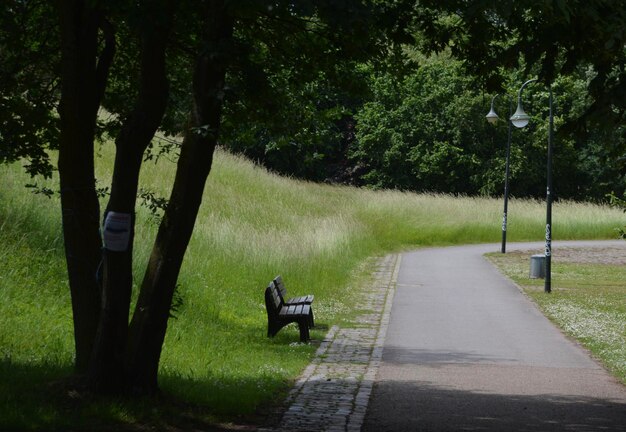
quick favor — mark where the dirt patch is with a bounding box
[511,245,626,266]
[556,246,626,265]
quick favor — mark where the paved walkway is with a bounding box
[270,241,626,431]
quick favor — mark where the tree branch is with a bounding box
[94,17,115,111]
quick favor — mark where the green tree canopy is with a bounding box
[416,0,626,123]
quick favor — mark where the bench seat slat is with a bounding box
[285,294,314,304]
[279,305,296,316]
[279,304,311,317]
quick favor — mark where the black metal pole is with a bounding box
[501,101,513,253]
[545,87,554,293]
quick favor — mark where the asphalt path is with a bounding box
[363,241,626,432]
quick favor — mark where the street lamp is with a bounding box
[510,79,536,128]
[486,94,500,125]
[485,94,513,253]
[510,79,554,294]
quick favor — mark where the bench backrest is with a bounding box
[264,281,283,317]
[273,275,287,300]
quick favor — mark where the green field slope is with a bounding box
[1,146,623,429]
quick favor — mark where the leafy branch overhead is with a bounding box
[416,1,626,118]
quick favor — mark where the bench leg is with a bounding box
[308,309,315,328]
[268,320,283,338]
[268,317,309,342]
[298,320,310,342]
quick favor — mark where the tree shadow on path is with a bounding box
[363,373,626,432]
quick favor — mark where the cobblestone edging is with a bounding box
[267,254,400,432]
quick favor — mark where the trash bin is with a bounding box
[529,254,546,279]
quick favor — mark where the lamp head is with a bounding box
[510,103,530,128]
[485,107,499,125]
[510,78,538,128]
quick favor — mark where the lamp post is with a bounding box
[485,94,513,253]
[510,78,554,294]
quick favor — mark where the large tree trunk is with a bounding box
[125,0,234,394]
[87,0,175,393]
[57,0,114,373]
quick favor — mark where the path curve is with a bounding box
[363,240,626,432]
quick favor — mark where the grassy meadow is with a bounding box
[1,143,624,430]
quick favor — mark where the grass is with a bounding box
[1,143,624,430]
[486,250,626,385]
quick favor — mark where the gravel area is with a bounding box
[508,244,626,265]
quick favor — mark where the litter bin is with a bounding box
[529,254,546,279]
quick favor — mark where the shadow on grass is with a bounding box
[0,318,333,432]
[158,322,334,426]
[0,358,270,431]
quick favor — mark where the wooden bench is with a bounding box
[273,275,314,328]
[264,281,312,342]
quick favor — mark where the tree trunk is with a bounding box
[126,0,234,394]
[57,0,114,373]
[87,0,175,393]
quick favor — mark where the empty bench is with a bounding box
[264,278,314,342]
[273,275,314,328]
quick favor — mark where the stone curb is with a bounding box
[263,254,400,432]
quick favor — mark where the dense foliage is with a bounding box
[221,69,362,182]
[0,1,59,178]
[3,1,626,201]
[352,56,490,193]
[217,1,626,201]
[351,57,626,200]
[220,49,626,201]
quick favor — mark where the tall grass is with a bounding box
[1,144,624,428]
